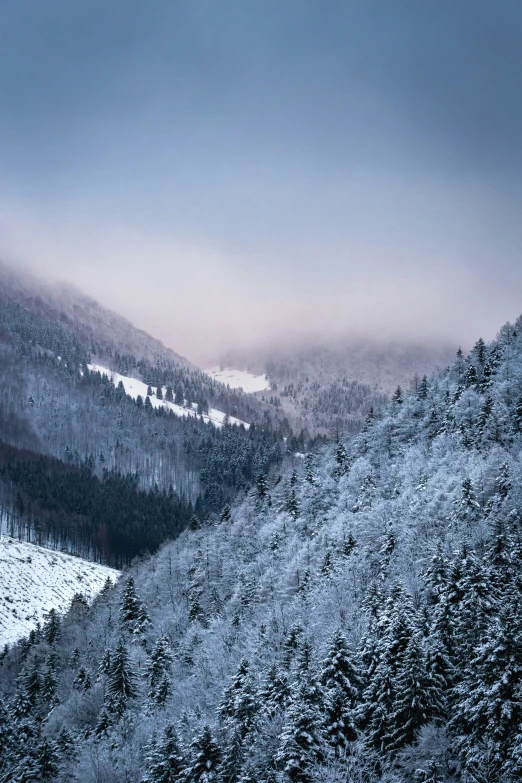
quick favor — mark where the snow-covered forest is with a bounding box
[1,317,521,782]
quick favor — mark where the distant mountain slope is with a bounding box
[1,314,520,782]
[215,338,456,436]
[0,537,118,647]
[0,260,190,368]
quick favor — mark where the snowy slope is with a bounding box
[0,538,119,647]
[204,367,271,393]
[87,364,249,429]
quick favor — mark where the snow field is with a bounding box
[204,367,271,393]
[0,537,119,647]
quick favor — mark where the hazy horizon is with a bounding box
[1,2,521,362]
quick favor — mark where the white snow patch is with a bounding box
[0,538,119,647]
[205,367,271,394]
[87,364,249,429]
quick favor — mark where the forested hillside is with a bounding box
[1,317,521,782]
[0,273,289,565]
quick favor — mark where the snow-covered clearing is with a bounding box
[204,367,271,393]
[0,538,119,647]
[87,364,249,429]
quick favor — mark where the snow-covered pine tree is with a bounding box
[119,576,151,635]
[106,638,138,715]
[319,629,362,753]
[183,724,221,783]
[260,663,291,718]
[42,607,61,646]
[142,723,185,783]
[275,674,325,782]
[73,666,92,691]
[146,636,173,706]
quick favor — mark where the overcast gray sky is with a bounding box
[1,1,521,362]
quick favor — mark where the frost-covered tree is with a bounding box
[183,724,221,783]
[106,638,138,715]
[320,629,362,753]
[119,576,151,635]
[276,675,325,782]
[147,636,173,706]
[142,723,185,783]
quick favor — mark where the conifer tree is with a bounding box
[73,666,92,692]
[42,653,58,705]
[453,479,480,526]
[34,738,59,781]
[320,630,362,754]
[417,375,429,400]
[392,386,403,405]
[276,676,325,782]
[286,487,299,520]
[464,362,478,388]
[147,636,173,706]
[334,441,348,476]
[188,585,207,626]
[320,629,362,705]
[119,576,151,635]
[99,648,112,677]
[15,662,41,717]
[304,453,315,485]
[256,474,269,503]
[42,608,61,646]
[219,658,257,737]
[142,724,184,783]
[220,504,231,523]
[183,725,221,783]
[94,704,112,737]
[360,586,429,756]
[260,664,291,718]
[106,638,138,715]
[474,337,486,364]
[383,630,431,754]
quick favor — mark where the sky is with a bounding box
[1,1,522,363]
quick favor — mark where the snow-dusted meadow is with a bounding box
[87,364,250,429]
[0,537,119,647]
[204,367,271,393]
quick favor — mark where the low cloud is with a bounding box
[1,202,518,365]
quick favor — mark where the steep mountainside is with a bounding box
[1,316,521,782]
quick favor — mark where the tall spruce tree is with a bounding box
[183,725,221,783]
[276,675,325,783]
[142,724,185,783]
[320,629,362,754]
[119,576,151,635]
[106,638,138,715]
